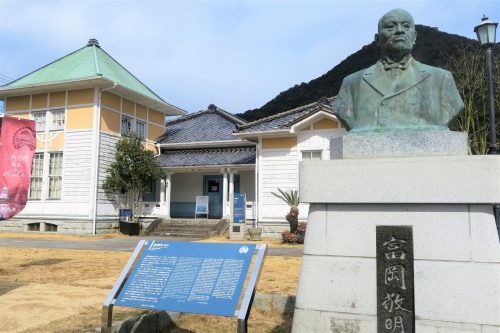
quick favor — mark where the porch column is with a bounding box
[164,173,172,218]
[222,171,228,217]
[229,171,234,219]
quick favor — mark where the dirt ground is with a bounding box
[0,236,301,333]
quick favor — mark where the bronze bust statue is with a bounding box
[334,8,464,134]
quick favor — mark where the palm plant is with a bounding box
[272,188,300,233]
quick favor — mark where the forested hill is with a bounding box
[236,25,477,121]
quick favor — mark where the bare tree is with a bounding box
[446,43,500,154]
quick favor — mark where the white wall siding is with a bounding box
[260,148,305,220]
[96,132,122,217]
[63,130,94,204]
[171,173,204,202]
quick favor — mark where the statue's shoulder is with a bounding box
[342,66,374,84]
[413,60,452,77]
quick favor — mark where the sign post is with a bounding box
[195,195,209,219]
[102,241,267,332]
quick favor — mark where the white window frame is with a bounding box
[48,152,63,199]
[32,111,46,132]
[301,150,322,161]
[121,114,147,140]
[49,109,65,131]
[121,115,133,134]
[29,153,44,200]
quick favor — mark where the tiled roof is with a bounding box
[1,39,165,104]
[237,97,335,133]
[156,106,247,144]
[158,147,256,168]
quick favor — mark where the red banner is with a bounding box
[0,116,36,221]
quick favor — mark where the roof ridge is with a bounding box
[165,107,247,126]
[1,45,88,87]
[95,46,166,104]
[237,97,335,130]
[162,146,255,153]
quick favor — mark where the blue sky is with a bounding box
[0,0,498,114]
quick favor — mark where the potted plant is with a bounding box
[272,188,299,233]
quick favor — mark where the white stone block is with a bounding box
[320,312,376,333]
[470,205,500,263]
[416,320,481,332]
[482,325,500,333]
[291,308,321,333]
[414,261,500,325]
[303,204,327,255]
[300,156,500,204]
[295,255,376,315]
[324,204,471,261]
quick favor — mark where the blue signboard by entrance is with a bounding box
[115,241,256,316]
[233,193,245,223]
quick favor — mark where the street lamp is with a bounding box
[474,15,498,154]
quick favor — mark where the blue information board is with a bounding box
[115,241,256,316]
[233,193,245,223]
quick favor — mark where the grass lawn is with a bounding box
[0,233,301,333]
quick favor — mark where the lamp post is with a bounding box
[474,15,498,154]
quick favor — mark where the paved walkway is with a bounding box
[0,237,302,256]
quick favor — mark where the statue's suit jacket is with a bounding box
[334,59,464,133]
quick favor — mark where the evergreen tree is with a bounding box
[103,132,165,221]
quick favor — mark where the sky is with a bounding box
[0,0,499,114]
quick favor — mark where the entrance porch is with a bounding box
[158,168,255,220]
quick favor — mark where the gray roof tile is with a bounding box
[158,147,256,168]
[156,106,247,144]
[237,97,335,133]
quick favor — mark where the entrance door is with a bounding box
[203,175,223,218]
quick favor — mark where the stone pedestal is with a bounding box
[229,222,246,240]
[292,156,500,332]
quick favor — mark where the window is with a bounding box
[27,223,40,231]
[301,150,322,160]
[121,115,132,134]
[45,223,58,232]
[121,115,147,139]
[142,180,158,202]
[48,152,63,199]
[33,112,46,132]
[29,153,44,199]
[50,109,65,131]
[136,120,146,139]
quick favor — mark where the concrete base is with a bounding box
[292,156,500,332]
[330,130,468,159]
[229,222,246,240]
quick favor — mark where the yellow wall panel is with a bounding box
[31,93,48,109]
[66,106,94,129]
[148,108,164,125]
[6,112,30,119]
[145,141,157,152]
[313,118,339,130]
[136,104,147,120]
[49,91,66,108]
[36,138,44,150]
[48,133,64,149]
[148,123,164,142]
[68,88,94,105]
[100,108,120,133]
[262,137,297,149]
[122,98,135,115]
[6,96,30,111]
[101,92,121,110]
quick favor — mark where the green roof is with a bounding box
[2,39,166,104]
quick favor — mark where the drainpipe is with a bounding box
[92,82,117,235]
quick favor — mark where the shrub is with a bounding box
[282,230,297,243]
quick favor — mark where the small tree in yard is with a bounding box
[103,132,165,222]
[272,188,300,233]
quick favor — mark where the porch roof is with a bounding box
[157,146,256,168]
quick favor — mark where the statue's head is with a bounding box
[375,9,417,57]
